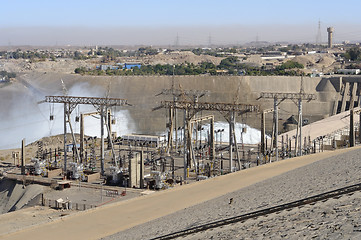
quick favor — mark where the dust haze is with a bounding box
[2,23,361,46]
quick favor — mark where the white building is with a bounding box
[337,69,361,75]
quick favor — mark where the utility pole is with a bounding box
[350,108,355,147]
[274,97,279,161]
[107,109,112,150]
[100,106,105,175]
[296,97,302,155]
[183,109,188,179]
[229,112,234,172]
[80,111,98,163]
[64,103,67,172]
[261,111,266,156]
[140,151,144,189]
[80,113,84,162]
[359,112,361,143]
[21,139,25,175]
[261,108,274,157]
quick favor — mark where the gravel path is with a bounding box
[104,147,361,239]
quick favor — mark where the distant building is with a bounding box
[337,69,360,75]
[124,63,141,69]
[215,69,229,74]
[98,63,142,71]
[98,65,119,71]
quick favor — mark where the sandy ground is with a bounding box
[0,178,144,238]
[43,184,141,207]
[0,51,339,77]
[184,191,361,240]
[2,146,358,240]
[105,146,361,239]
[0,206,69,237]
[0,52,224,75]
[0,178,44,214]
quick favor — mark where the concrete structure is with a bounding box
[128,152,143,188]
[14,73,361,134]
[122,134,166,148]
[279,107,360,151]
[327,27,334,48]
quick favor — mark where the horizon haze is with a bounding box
[1,0,361,46]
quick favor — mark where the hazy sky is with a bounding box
[1,0,361,46]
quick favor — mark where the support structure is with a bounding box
[140,151,144,189]
[258,90,316,160]
[350,108,355,147]
[21,139,25,175]
[274,97,279,161]
[41,96,129,175]
[229,112,234,171]
[261,108,274,157]
[183,109,188,179]
[189,115,215,174]
[156,88,209,153]
[154,100,259,178]
[359,112,361,143]
[80,111,98,163]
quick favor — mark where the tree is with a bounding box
[219,56,239,69]
[344,47,361,61]
[74,67,86,74]
[277,61,304,70]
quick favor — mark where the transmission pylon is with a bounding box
[40,95,130,175]
[175,33,180,48]
[316,20,322,45]
[208,33,212,48]
[258,79,316,161]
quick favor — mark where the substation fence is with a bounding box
[42,197,96,211]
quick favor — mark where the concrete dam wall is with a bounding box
[12,73,345,135]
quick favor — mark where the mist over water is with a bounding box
[0,82,135,150]
[171,122,262,145]
[1,79,262,150]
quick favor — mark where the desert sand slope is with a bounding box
[107,146,361,240]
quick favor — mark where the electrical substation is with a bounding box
[4,23,361,238]
[4,75,361,213]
